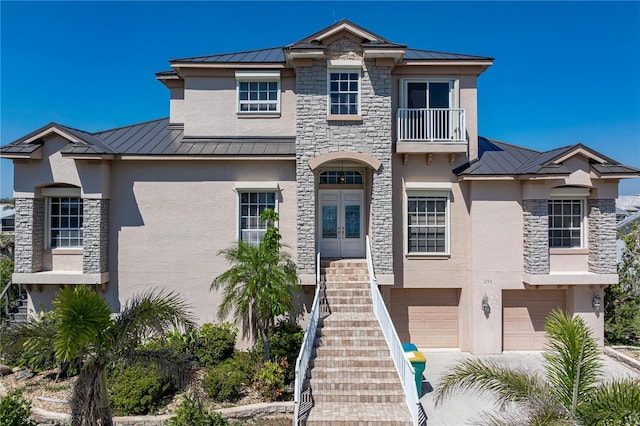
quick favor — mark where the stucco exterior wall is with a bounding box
[109,160,297,337]
[392,154,471,288]
[183,72,296,138]
[469,181,524,353]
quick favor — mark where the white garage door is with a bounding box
[503,290,566,351]
[390,288,460,348]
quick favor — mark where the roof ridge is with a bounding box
[92,117,168,135]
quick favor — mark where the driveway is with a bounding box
[418,349,639,425]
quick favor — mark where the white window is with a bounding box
[235,71,280,113]
[405,184,451,255]
[548,199,584,248]
[328,70,360,115]
[48,197,83,248]
[239,191,277,245]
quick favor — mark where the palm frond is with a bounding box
[576,378,640,425]
[53,286,112,362]
[0,310,57,371]
[112,288,195,349]
[543,309,602,413]
[434,358,549,409]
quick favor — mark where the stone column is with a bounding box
[588,199,616,274]
[82,199,109,274]
[14,198,44,273]
[523,199,549,274]
[295,65,320,277]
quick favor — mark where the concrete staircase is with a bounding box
[302,259,412,425]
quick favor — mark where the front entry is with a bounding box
[319,189,364,258]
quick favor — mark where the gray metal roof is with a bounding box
[169,20,492,64]
[404,49,493,61]
[455,137,640,177]
[1,118,295,157]
[171,48,285,64]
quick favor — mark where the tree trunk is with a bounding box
[260,326,270,361]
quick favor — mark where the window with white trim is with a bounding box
[548,199,584,248]
[328,70,360,115]
[49,197,83,248]
[239,192,276,245]
[235,71,280,113]
[406,190,450,254]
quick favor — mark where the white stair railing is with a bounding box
[294,251,323,425]
[366,236,425,426]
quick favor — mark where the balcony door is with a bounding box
[319,189,364,258]
[406,81,452,140]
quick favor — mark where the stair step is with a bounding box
[325,304,372,313]
[314,347,393,358]
[317,326,383,338]
[325,296,371,305]
[309,357,396,369]
[315,335,387,347]
[323,276,370,284]
[309,368,398,380]
[311,389,406,403]
[324,288,370,297]
[311,378,404,392]
[304,402,412,425]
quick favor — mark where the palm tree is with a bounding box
[4,286,195,426]
[435,309,640,425]
[211,209,299,360]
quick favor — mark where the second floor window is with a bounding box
[548,199,584,248]
[49,197,83,248]
[239,191,276,245]
[238,81,279,112]
[329,71,359,115]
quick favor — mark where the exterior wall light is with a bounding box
[592,294,602,312]
[481,294,491,318]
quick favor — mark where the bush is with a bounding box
[202,354,251,402]
[194,323,237,367]
[0,389,35,426]
[268,321,303,383]
[254,361,285,401]
[166,392,229,426]
[108,363,176,416]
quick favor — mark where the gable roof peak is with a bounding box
[289,19,395,47]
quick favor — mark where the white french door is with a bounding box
[319,189,364,258]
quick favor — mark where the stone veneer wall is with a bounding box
[588,199,617,274]
[523,199,549,274]
[82,199,109,273]
[295,37,393,276]
[14,198,44,273]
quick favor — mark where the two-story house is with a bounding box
[2,20,639,354]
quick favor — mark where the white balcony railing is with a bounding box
[397,108,465,142]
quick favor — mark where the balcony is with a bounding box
[396,108,467,154]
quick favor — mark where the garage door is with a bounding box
[503,290,566,351]
[390,288,460,348]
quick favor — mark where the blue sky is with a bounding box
[1,1,639,197]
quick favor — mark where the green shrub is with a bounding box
[108,363,176,416]
[0,389,35,426]
[194,323,237,367]
[254,361,285,401]
[166,392,229,426]
[268,321,303,383]
[202,355,251,402]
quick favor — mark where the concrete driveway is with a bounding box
[418,349,639,425]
